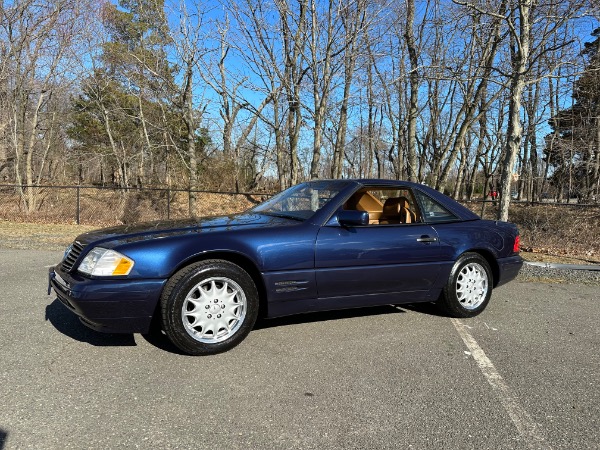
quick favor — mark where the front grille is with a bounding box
[61,241,85,272]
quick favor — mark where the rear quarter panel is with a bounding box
[432,219,520,287]
[433,220,510,259]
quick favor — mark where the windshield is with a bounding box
[251,181,349,221]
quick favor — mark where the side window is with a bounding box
[414,190,458,223]
[343,187,421,225]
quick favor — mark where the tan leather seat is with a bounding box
[379,197,414,224]
[344,191,384,224]
[398,196,417,223]
[344,192,363,211]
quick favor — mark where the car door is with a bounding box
[314,186,445,307]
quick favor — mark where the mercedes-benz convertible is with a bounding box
[48,179,522,355]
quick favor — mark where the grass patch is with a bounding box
[0,221,96,251]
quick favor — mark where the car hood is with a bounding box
[75,213,297,247]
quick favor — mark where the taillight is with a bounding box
[513,235,520,253]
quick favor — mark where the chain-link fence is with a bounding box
[0,184,272,226]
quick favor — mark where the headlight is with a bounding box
[78,247,134,276]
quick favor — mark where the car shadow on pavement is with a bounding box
[45,299,136,347]
[44,300,445,355]
[140,331,189,356]
[253,304,406,330]
[0,428,7,450]
[140,306,410,355]
[395,302,448,317]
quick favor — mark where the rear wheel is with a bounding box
[160,260,259,355]
[438,252,492,318]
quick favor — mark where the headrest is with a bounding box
[382,197,401,214]
[345,192,363,210]
[397,196,410,208]
[382,197,410,214]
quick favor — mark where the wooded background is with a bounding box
[1,0,599,221]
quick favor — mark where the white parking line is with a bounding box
[451,318,552,450]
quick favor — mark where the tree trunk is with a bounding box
[308,0,335,180]
[182,61,197,214]
[404,0,418,182]
[272,93,286,190]
[23,92,45,212]
[332,76,353,178]
[594,121,600,200]
[136,89,152,188]
[101,106,127,189]
[452,145,468,199]
[498,1,531,221]
[332,35,359,178]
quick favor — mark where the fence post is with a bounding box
[76,186,81,225]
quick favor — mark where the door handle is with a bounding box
[417,235,438,243]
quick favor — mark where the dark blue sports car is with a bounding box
[48,179,522,355]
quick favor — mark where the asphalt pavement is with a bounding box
[1,249,599,449]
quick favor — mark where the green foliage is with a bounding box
[100,0,174,94]
[68,0,209,188]
[69,70,146,152]
[545,29,600,201]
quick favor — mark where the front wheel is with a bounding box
[160,260,259,355]
[438,252,492,318]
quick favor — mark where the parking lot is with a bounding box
[1,248,599,449]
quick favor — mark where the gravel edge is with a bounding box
[518,262,600,286]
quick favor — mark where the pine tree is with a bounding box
[545,29,600,202]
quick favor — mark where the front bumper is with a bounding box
[48,266,167,334]
[495,255,523,288]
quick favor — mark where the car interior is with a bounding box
[343,188,421,225]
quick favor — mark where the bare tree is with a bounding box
[225,0,306,189]
[432,2,506,194]
[403,0,419,182]
[1,0,96,211]
[169,0,209,213]
[307,0,339,180]
[456,0,589,220]
[331,0,368,178]
[495,0,532,220]
[0,0,592,201]
[200,17,273,191]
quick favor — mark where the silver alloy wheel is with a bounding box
[181,276,247,343]
[456,262,489,310]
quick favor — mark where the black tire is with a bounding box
[160,260,259,355]
[438,252,493,318]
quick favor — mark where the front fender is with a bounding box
[110,224,319,279]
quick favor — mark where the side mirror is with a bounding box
[337,210,369,227]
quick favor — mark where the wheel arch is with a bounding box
[185,251,267,316]
[464,248,500,288]
[151,250,269,331]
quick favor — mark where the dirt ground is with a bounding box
[0,222,97,251]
